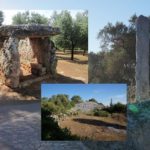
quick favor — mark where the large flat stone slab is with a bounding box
[0,25,60,38]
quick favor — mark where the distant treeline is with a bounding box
[0,10,88,60]
[89,15,140,85]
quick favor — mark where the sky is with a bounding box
[2,10,84,25]
[41,84,127,106]
[1,0,150,52]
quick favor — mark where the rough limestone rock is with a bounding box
[0,25,60,88]
[0,25,60,38]
[136,15,150,101]
[18,38,33,62]
[1,37,20,88]
[73,102,104,112]
[127,100,150,150]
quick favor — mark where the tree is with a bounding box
[71,95,83,104]
[110,98,113,107]
[29,12,48,24]
[88,98,98,103]
[12,11,48,25]
[0,11,4,25]
[89,15,137,85]
[76,11,88,55]
[12,11,30,24]
[51,10,88,60]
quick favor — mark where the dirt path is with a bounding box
[0,102,88,150]
[59,114,126,141]
[56,51,88,83]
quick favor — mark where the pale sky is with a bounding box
[41,84,127,106]
[2,10,84,25]
[1,0,150,52]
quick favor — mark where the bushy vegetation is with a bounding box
[41,94,89,140]
[0,11,4,26]
[41,105,81,140]
[89,15,138,85]
[93,108,109,117]
[92,102,126,117]
[41,94,84,115]
[88,98,98,103]
[42,94,73,115]
[103,102,127,114]
[12,11,49,25]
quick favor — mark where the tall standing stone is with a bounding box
[1,37,20,88]
[136,15,150,101]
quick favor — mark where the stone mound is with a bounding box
[73,101,105,112]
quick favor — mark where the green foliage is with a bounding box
[12,11,48,25]
[51,10,88,60]
[111,102,126,113]
[88,98,98,103]
[41,105,80,140]
[103,102,127,114]
[41,94,80,114]
[71,95,83,105]
[93,108,109,117]
[89,15,136,85]
[0,11,4,25]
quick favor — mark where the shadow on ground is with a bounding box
[73,118,126,130]
[57,56,88,65]
[0,73,84,101]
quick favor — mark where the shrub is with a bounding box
[93,108,109,117]
[103,103,127,114]
[41,106,81,140]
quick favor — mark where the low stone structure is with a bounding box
[0,25,60,88]
[73,101,104,112]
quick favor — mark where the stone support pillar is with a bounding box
[29,37,57,77]
[1,36,20,88]
[136,15,150,101]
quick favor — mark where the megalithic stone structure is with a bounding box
[1,36,20,88]
[0,25,60,88]
[136,15,150,101]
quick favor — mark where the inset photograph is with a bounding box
[0,10,88,101]
[41,84,127,141]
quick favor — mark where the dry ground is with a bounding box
[0,50,88,101]
[56,51,88,83]
[59,114,127,141]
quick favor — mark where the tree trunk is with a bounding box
[83,49,86,56]
[71,42,75,60]
[71,48,74,60]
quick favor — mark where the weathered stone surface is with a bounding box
[30,63,46,76]
[0,25,59,88]
[1,37,20,88]
[73,102,104,112]
[128,86,136,103]
[29,37,57,77]
[0,25,60,38]
[136,15,150,101]
[127,100,150,150]
[18,38,33,62]
[49,40,57,77]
